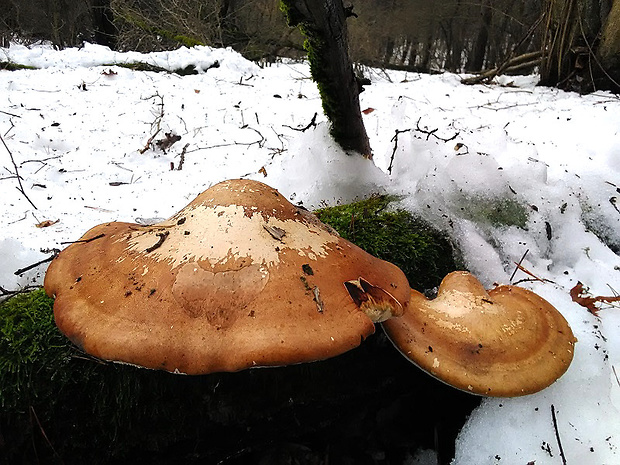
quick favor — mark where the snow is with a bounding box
[2,42,620,464]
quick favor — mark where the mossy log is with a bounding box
[281,0,372,157]
[0,197,473,464]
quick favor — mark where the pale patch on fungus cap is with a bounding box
[122,204,339,270]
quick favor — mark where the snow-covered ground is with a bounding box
[1,43,620,464]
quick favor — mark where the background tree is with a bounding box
[539,0,620,93]
[281,0,372,157]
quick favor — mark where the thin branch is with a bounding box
[0,132,37,209]
[14,250,60,276]
[551,404,567,465]
[283,112,318,132]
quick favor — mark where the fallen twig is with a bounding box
[284,112,318,132]
[139,92,165,154]
[1,132,37,209]
[415,117,459,142]
[0,284,41,300]
[510,249,529,283]
[388,128,412,175]
[551,404,567,465]
[14,249,59,276]
[60,233,105,245]
[145,231,169,253]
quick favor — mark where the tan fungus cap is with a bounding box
[44,179,409,374]
[383,271,576,397]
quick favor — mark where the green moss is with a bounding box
[0,61,38,71]
[107,62,169,73]
[0,289,72,410]
[316,195,460,291]
[457,196,529,229]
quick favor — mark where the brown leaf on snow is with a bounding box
[36,219,59,228]
[570,281,620,316]
[155,132,182,152]
[362,108,375,114]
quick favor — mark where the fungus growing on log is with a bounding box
[44,179,409,374]
[383,271,576,397]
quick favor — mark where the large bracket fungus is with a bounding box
[383,271,577,397]
[44,179,409,374]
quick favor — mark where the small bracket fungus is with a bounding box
[383,271,577,397]
[44,179,409,374]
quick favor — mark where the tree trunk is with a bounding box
[281,0,372,157]
[539,0,620,93]
[597,0,620,90]
[93,0,116,48]
[466,0,492,72]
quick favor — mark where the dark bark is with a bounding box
[539,0,620,93]
[281,0,372,157]
[93,0,116,48]
[466,0,492,72]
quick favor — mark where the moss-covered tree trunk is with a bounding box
[539,0,620,93]
[281,0,372,157]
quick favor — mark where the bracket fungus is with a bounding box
[383,271,576,397]
[44,179,409,374]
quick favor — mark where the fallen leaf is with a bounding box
[570,281,620,316]
[258,166,267,177]
[362,107,375,114]
[36,219,59,228]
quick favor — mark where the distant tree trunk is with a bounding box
[93,0,116,48]
[281,0,372,157]
[466,0,492,72]
[539,0,620,93]
[597,0,620,89]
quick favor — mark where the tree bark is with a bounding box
[281,0,372,157]
[597,0,620,90]
[465,0,492,72]
[539,0,620,93]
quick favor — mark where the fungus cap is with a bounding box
[44,179,409,374]
[383,271,576,397]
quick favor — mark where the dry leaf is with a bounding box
[258,166,267,177]
[36,219,59,228]
[570,281,620,316]
[362,108,375,114]
[194,89,200,94]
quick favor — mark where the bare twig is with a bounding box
[176,143,189,170]
[0,132,37,209]
[139,92,165,154]
[415,117,459,142]
[14,249,60,276]
[0,284,41,301]
[60,233,105,245]
[388,128,412,175]
[283,112,318,132]
[551,404,567,465]
[145,231,169,253]
[510,249,529,283]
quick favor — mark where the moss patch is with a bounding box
[0,61,38,71]
[315,195,460,291]
[456,195,529,229]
